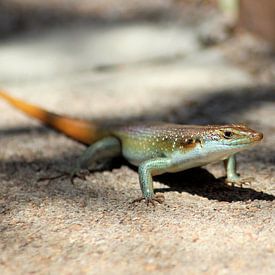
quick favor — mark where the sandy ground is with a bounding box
[0,2,274,274]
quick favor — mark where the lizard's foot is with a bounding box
[69,169,90,185]
[132,194,165,206]
[225,175,254,188]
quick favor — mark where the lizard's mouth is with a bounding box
[224,132,263,147]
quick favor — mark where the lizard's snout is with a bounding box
[251,131,263,142]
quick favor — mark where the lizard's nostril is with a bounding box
[252,132,263,141]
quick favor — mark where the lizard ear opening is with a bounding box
[186,138,194,145]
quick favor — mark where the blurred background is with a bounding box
[0,0,274,87]
[0,0,274,124]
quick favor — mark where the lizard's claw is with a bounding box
[225,176,254,188]
[132,194,165,206]
[69,169,89,185]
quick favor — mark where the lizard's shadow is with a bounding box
[153,168,275,202]
[37,158,275,203]
[124,162,274,202]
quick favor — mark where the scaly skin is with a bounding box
[0,91,263,205]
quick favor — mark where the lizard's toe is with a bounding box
[70,169,90,185]
[132,193,165,206]
[225,176,254,188]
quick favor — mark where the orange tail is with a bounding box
[0,91,103,144]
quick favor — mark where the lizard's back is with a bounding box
[112,123,202,166]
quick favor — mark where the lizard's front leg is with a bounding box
[133,158,172,206]
[71,136,121,182]
[224,154,252,187]
[224,155,239,182]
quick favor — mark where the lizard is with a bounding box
[0,91,263,205]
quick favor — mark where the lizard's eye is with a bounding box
[224,131,233,139]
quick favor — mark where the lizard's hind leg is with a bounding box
[70,136,121,183]
[38,137,121,184]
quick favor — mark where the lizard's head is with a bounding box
[180,124,263,148]
[177,124,264,163]
[171,124,262,164]
[211,124,262,145]
[201,124,263,155]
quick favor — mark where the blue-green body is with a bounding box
[75,123,263,204]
